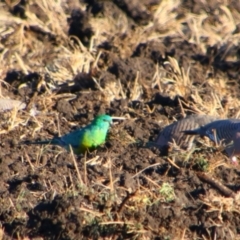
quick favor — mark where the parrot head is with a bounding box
[92,114,113,129]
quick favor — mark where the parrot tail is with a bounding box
[23,140,52,145]
[22,138,61,145]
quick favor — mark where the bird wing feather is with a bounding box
[60,129,85,149]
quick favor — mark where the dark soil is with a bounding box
[1,0,240,239]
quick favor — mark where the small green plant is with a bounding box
[196,157,209,171]
[159,183,175,202]
[163,236,171,240]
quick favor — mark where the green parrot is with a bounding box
[24,114,123,154]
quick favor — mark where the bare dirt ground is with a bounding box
[1,0,240,239]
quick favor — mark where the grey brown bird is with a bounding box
[154,114,220,154]
[0,98,26,112]
[183,119,240,163]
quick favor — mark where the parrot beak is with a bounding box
[111,116,126,126]
[111,116,126,120]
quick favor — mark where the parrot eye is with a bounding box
[103,119,111,123]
